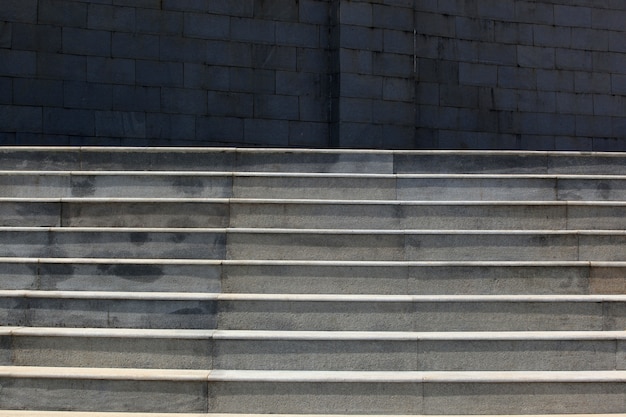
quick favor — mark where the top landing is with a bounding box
[1,147,625,175]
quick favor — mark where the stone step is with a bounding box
[2,147,626,175]
[1,291,625,331]
[226,229,626,262]
[0,227,225,259]
[1,327,624,371]
[2,171,626,201]
[3,198,626,230]
[0,366,624,414]
[214,293,626,331]
[0,227,624,261]
[0,290,217,329]
[0,413,621,417]
[3,258,625,295]
[0,412,207,417]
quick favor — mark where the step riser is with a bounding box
[0,378,207,413]
[230,203,626,230]
[208,381,626,414]
[1,378,623,414]
[0,149,392,173]
[5,263,625,295]
[0,231,225,259]
[0,299,216,329]
[3,149,626,175]
[223,264,624,295]
[1,336,212,369]
[0,262,222,292]
[210,339,625,372]
[3,337,622,372]
[3,175,626,201]
[5,202,626,230]
[218,300,625,331]
[227,232,625,262]
[1,298,624,331]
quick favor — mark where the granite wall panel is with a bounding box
[1,0,626,149]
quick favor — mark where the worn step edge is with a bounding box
[2,226,625,235]
[0,414,620,417]
[4,170,626,179]
[2,327,626,341]
[4,197,626,207]
[1,367,626,383]
[6,145,626,156]
[2,290,626,303]
[3,257,625,268]
[0,412,208,417]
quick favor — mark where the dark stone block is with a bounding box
[113,85,161,112]
[63,27,111,57]
[1,0,38,23]
[44,108,94,136]
[13,79,64,107]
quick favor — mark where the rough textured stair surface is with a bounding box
[0,147,625,415]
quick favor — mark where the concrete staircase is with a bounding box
[0,147,625,415]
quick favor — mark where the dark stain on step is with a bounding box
[597,182,611,200]
[171,177,204,196]
[71,176,96,197]
[99,264,164,283]
[171,307,205,315]
[130,232,150,245]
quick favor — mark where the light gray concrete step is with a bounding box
[2,147,626,175]
[0,147,392,173]
[4,198,626,230]
[0,258,223,293]
[214,293,626,331]
[0,413,620,417]
[220,260,626,295]
[3,291,624,331]
[0,367,624,414]
[0,327,214,369]
[3,327,623,372]
[229,200,626,230]
[0,412,207,417]
[0,228,623,261]
[2,258,626,295]
[0,227,225,259]
[0,291,217,329]
[3,171,626,201]
[226,229,626,262]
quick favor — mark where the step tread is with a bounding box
[0,413,623,417]
[1,366,626,382]
[4,170,626,179]
[3,257,626,266]
[2,226,626,235]
[2,326,626,341]
[3,197,626,206]
[2,290,626,302]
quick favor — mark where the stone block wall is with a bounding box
[416,0,626,150]
[0,0,331,146]
[1,0,626,149]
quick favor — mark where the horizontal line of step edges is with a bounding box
[2,171,626,179]
[1,227,625,234]
[2,291,626,303]
[2,197,626,207]
[4,146,626,157]
[0,414,620,417]
[0,414,621,417]
[2,258,626,267]
[2,327,626,341]
[1,367,626,383]
[0,146,626,158]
